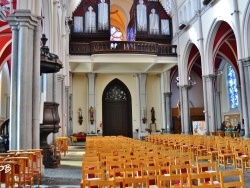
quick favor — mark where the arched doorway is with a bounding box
[102,78,132,137]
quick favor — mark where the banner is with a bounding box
[192,121,206,135]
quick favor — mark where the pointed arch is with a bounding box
[102,78,132,137]
[242,0,250,57]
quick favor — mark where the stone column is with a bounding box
[87,73,96,133]
[202,77,209,132]
[232,0,248,138]
[203,74,216,133]
[7,10,39,150]
[215,91,222,130]
[57,74,66,136]
[8,22,18,150]
[178,85,190,134]
[32,17,42,149]
[164,92,172,133]
[137,74,147,134]
[237,85,242,126]
[241,58,250,137]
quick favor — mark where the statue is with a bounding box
[89,106,94,124]
[151,107,156,124]
[136,0,147,31]
[98,0,109,30]
[85,6,96,33]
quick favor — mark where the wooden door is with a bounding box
[102,79,132,137]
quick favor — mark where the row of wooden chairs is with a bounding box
[81,138,244,187]
[146,134,250,171]
[83,172,242,188]
[0,149,42,187]
[81,161,244,187]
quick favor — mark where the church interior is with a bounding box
[1,0,250,187]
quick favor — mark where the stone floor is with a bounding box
[37,142,85,187]
[36,141,250,188]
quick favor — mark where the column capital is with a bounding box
[178,84,192,90]
[202,74,217,79]
[138,73,148,76]
[238,57,250,67]
[87,73,96,78]
[57,74,65,82]
[7,10,39,29]
[164,92,172,97]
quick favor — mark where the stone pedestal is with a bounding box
[40,102,61,168]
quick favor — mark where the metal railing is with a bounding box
[69,41,177,56]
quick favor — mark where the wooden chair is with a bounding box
[7,149,25,153]
[196,162,221,187]
[169,163,192,184]
[83,155,99,162]
[4,156,34,187]
[0,161,17,187]
[124,167,142,178]
[197,145,208,157]
[219,170,245,188]
[81,168,104,188]
[112,167,127,187]
[157,173,186,188]
[87,178,116,188]
[107,160,125,172]
[141,165,159,186]
[70,136,77,145]
[188,173,215,187]
[218,147,235,169]
[123,176,149,188]
[82,161,102,170]
[158,165,170,176]
[234,148,250,172]
[207,147,219,162]
[27,149,43,185]
[196,155,213,164]
[169,163,192,174]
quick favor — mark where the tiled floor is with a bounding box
[38,141,250,188]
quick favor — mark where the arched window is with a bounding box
[227,64,238,109]
[110,26,123,41]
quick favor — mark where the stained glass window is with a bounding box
[110,26,123,48]
[227,65,238,109]
[110,26,123,41]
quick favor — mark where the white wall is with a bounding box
[72,74,87,133]
[71,73,163,134]
[147,75,162,129]
[0,63,10,120]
